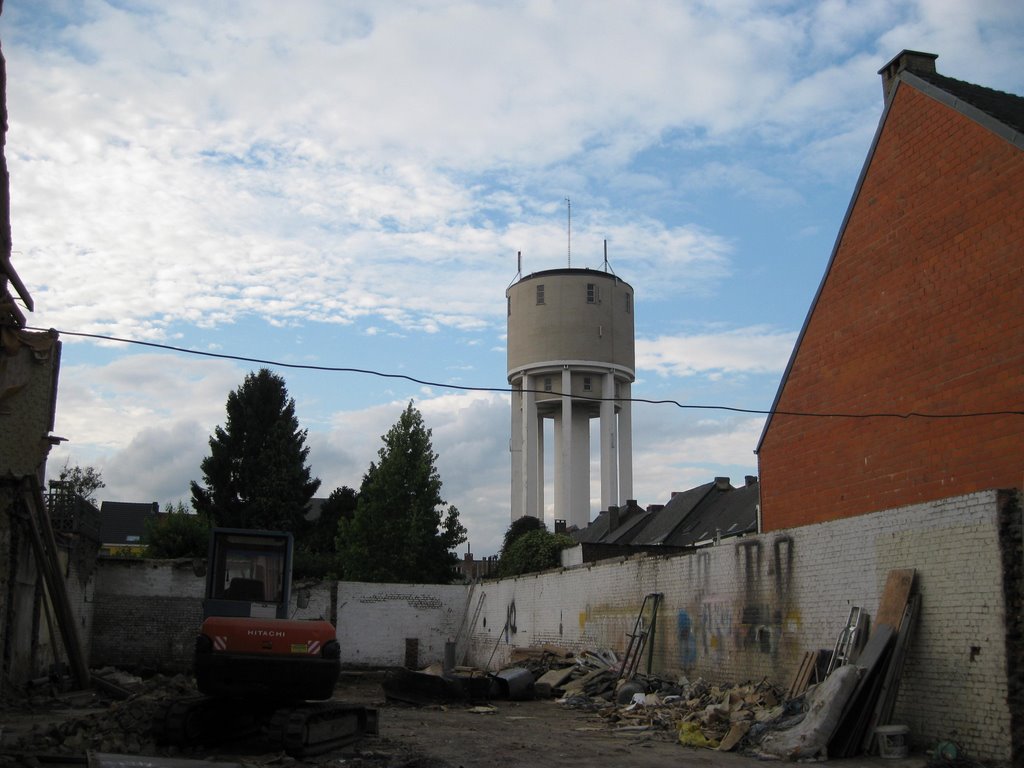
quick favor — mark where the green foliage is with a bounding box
[292,549,340,580]
[57,462,105,504]
[306,486,357,554]
[499,529,574,577]
[144,501,211,558]
[291,486,358,580]
[337,401,467,584]
[190,368,321,533]
[500,515,545,558]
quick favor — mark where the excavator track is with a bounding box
[266,700,379,758]
[154,696,268,749]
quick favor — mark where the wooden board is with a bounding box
[718,721,752,751]
[787,650,819,699]
[536,666,576,688]
[862,593,920,753]
[875,569,915,629]
[828,624,895,758]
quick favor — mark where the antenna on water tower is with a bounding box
[565,197,571,267]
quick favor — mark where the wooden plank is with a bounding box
[862,594,920,753]
[787,650,818,699]
[875,569,915,629]
[536,666,576,688]
[20,477,91,689]
[718,721,751,751]
[828,624,894,758]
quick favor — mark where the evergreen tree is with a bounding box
[307,485,358,555]
[190,368,320,533]
[337,401,466,584]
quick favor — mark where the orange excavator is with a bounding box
[159,528,377,757]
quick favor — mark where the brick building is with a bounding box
[756,51,1024,530]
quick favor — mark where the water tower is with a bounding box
[506,267,635,530]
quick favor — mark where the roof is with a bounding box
[911,69,1024,136]
[572,478,758,550]
[663,481,759,547]
[756,51,1024,452]
[573,499,648,543]
[99,501,159,545]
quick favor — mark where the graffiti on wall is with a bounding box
[678,535,800,670]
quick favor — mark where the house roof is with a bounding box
[573,499,648,543]
[98,501,159,545]
[756,51,1024,453]
[629,483,714,545]
[911,69,1024,136]
[663,481,759,547]
[572,478,758,549]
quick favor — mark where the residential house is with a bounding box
[565,477,758,564]
[756,51,1024,530]
[98,501,159,555]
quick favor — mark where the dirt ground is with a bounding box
[0,670,934,768]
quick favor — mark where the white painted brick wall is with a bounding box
[463,489,1016,763]
[335,582,469,667]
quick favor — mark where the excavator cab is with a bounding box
[203,528,292,619]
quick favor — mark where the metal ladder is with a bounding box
[827,606,865,675]
[618,593,664,680]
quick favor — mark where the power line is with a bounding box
[27,326,1024,420]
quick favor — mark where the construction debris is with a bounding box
[3,672,198,758]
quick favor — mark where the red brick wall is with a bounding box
[758,83,1024,531]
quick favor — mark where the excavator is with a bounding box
[158,528,377,757]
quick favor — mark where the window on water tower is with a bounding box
[543,377,552,392]
[586,283,601,303]
[625,292,632,314]
[536,284,545,304]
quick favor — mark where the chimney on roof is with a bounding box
[608,505,619,531]
[879,50,938,102]
[745,475,757,486]
[714,476,731,491]
[554,518,567,534]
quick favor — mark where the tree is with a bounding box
[337,401,466,584]
[190,368,320,533]
[499,528,574,577]
[306,485,357,555]
[293,485,358,580]
[144,501,211,558]
[499,515,545,559]
[56,462,105,504]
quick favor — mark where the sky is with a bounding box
[4,1,1023,557]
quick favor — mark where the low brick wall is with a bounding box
[90,558,206,673]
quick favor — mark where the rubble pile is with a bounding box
[8,669,197,757]
[514,646,795,754]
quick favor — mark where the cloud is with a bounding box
[9,1,1022,346]
[636,326,797,379]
